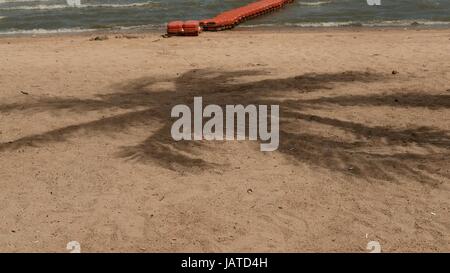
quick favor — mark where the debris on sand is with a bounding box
[392,70,399,75]
[89,35,109,41]
[115,34,140,39]
[20,91,29,95]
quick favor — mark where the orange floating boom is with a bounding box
[167,0,294,36]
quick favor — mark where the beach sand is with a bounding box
[0,28,449,252]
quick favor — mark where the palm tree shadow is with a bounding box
[1,68,449,184]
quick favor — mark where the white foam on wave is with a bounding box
[298,1,332,6]
[0,27,96,35]
[285,21,355,27]
[362,20,450,27]
[65,0,80,7]
[296,20,450,27]
[241,20,450,28]
[240,21,355,28]
[0,1,158,10]
[0,23,165,35]
[1,4,68,9]
[0,0,53,3]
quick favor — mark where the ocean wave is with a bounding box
[361,20,450,27]
[241,22,354,28]
[298,1,331,6]
[0,27,96,35]
[285,21,366,27]
[241,20,450,28]
[0,1,158,10]
[0,23,165,35]
[0,0,53,3]
[1,4,69,9]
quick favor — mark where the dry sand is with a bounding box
[0,28,449,252]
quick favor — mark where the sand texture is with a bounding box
[0,29,449,252]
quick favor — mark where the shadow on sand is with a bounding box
[1,69,449,184]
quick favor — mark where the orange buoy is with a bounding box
[168,0,294,36]
[167,21,184,36]
[183,20,201,36]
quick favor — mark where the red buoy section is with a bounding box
[167,21,184,36]
[167,0,294,36]
[183,20,202,36]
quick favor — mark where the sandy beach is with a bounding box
[0,28,449,252]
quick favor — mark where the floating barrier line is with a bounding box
[167,0,294,36]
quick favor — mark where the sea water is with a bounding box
[0,0,449,34]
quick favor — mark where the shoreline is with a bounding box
[1,22,450,38]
